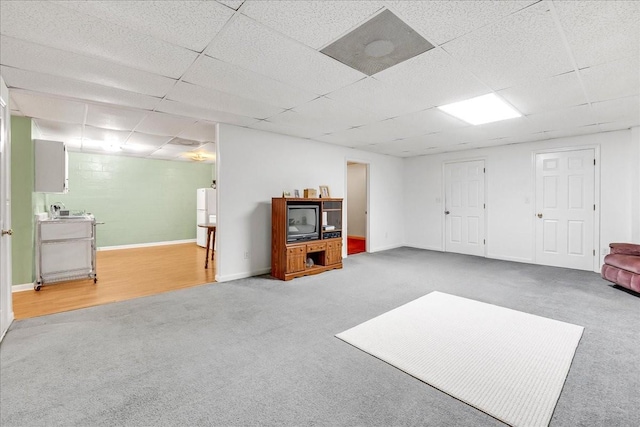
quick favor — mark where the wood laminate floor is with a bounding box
[12,243,215,319]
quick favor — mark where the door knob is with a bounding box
[537,213,543,218]
[444,210,450,215]
[1,229,13,236]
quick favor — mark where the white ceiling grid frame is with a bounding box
[0,1,198,79]
[374,47,490,108]
[591,96,640,125]
[241,0,385,49]
[167,81,285,120]
[0,66,162,111]
[125,132,173,149]
[85,104,148,132]
[134,111,197,137]
[10,91,86,124]
[250,120,324,140]
[0,36,177,98]
[55,0,235,52]
[182,55,318,109]
[261,110,348,136]
[579,56,640,103]
[390,107,469,135]
[284,96,381,130]
[442,1,574,91]
[552,0,640,69]
[178,121,218,143]
[545,124,601,140]
[386,0,539,45]
[497,71,589,116]
[216,0,245,11]
[156,99,259,128]
[314,129,371,147]
[82,125,131,145]
[205,14,365,95]
[527,104,599,132]
[33,119,83,141]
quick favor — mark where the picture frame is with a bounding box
[319,185,330,198]
[294,189,300,198]
[283,191,292,198]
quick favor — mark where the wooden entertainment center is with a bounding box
[271,197,343,281]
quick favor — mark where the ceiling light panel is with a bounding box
[553,1,640,68]
[386,0,537,45]
[438,93,521,125]
[498,72,588,116]
[375,48,488,109]
[206,15,364,95]
[183,56,318,109]
[167,81,284,120]
[327,77,426,119]
[156,100,258,128]
[0,66,161,110]
[10,91,86,124]
[56,0,234,52]
[0,1,197,78]
[242,1,385,49]
[579,56,640,103]
[443,2,574,90]
[321,9,434,76]
[0,37,176,98]
[527,104,599,132]
[179,121,218,143]
[135,112,196,137]
[86,105,147,132]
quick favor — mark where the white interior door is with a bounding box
[535,149,595,271]
[444,160,485,256]
[0,76,13,341]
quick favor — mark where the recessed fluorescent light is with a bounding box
[438,93,521,125]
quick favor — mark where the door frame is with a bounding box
[345,158,370,256]
[531,145,600,272]
[441,157,488,256]
[0,75,13,342]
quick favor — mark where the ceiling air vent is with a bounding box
[320,9,434,76]
[167,137,202,147]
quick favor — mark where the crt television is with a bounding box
[287,205,320,242]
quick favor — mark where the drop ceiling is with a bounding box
[0,0,638,160]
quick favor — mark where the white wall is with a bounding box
[216,124,404,282]
[632,126,640,243]
[403,130,636,271]
[347,163,367,238]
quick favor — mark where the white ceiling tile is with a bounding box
[125,132,172,148]
[135,112,196,137]
[289,96,379,129]
[545,124,601,140]
[216,1,245,11]
[32,118,83,141]
[392,107,469,135]
[0,36,176,98]
[206,14,365,94]
[156,100,258,127]
[86,105,147,131]
[443,2,574,90]
[83,126,130,144]
[178,122,218,143]
[149,147,182,159]
[120,143,158,156]
[554,0,640,68]
[265,110,344,135]
[10,91,86,124]
[167,81,284,120]
[1,66,160,110]
[314,129,370,147]
[56,0,234,52]
[183,56,318,109]
[387,0,537,45]
[475,116,543,140]
[327,77,425,119]
[0,1,197,78]
[527,104,599,132]
[598,120,638,133]
[375,48,489,108]
[498,72,588,115]
[242,1,384,49]
[591,96,640,125]
[250,120,321,140]
[580,56,640,103]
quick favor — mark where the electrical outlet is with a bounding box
[244,251,250,259]
[601,247,608,255]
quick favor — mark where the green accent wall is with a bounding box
[10,116,36,285]
[45,152,214,247]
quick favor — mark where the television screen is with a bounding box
[287,206,319,242]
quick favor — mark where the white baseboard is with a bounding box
[486,253,534,264]
[216,267,271,282]
[0,312,14,343]
[404,244,445,252]
[98,239,196,251]
[370,243,404,252]
[12,283,35,293]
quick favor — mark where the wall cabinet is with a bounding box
[272,197,343,281]
[35,139,68,193]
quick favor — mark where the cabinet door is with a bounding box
[325,240,343,265]
[286,245,306,273]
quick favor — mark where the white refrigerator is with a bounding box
[196,188,216,247]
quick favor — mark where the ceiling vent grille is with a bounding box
[320,9,434,76]
[167,137,203,147]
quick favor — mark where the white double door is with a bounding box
[444,160,486,257]
[535,149,595,271]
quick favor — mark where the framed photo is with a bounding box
[283,191,292,198]
[319,185,330,198]
[294,189,300,198]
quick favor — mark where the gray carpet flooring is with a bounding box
[1,247,639,426]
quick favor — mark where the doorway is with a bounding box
[444,159,486,257]
[534,148,596,271]
[1,76,13,341]
[346,161,368,255]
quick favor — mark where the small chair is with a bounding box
[601,243,640,294]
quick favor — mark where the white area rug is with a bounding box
[336,292,583,427]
